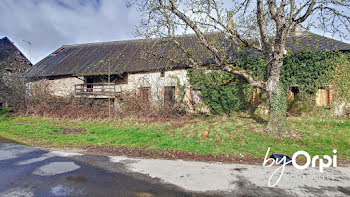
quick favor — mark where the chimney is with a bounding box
[227,11,234,31]
[292,24,304,36]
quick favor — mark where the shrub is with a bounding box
[187,69,252,115]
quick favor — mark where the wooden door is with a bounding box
[139,87,151,103]
[164,86,175,106]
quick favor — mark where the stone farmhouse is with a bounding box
[23,32,350,111]
[0,37,32,108]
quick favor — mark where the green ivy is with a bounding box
[331,53,350,104]
[187,69,252,115]
[281,51,339,95]
[187,51,342,115]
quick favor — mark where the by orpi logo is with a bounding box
[263,147,337,187]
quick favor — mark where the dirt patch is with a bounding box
[52,128,87,135]
[233,167,248,172]
[66,176,88,183]
[83,145,263,165]
[14,120,40,125]
[82,145,350,166]
[62,128,87,134]
[0,136,24,144]
[171,120,198,129]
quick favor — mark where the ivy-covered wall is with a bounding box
[187,51,345,115]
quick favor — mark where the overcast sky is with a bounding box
[1,0,349,64]
[0,0,140,64]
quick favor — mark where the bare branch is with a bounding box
[294,0,316,24]
[159,0,227,65]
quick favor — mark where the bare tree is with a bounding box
[130,0,350,132]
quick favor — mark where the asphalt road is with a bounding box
[0,143,207,197]
[1,143,350,197]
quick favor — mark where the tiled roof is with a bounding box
[24,32,350,78]
[0,37,32,71]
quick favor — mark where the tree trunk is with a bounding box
[266,56,287,133]
[267,84,287,132]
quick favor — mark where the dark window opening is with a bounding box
[84,74,128,85]
[164,86,175,106]
[290,86,299,100]
[86,76,94,92]
[0,102,3,109]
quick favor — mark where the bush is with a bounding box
[187,69,252,115]
[118,90,187,120]
[0,108,11,115]
[22,80,188,121]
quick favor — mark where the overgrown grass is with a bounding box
[0,115,349,161]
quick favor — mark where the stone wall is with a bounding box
[29,69,209,112]
[0,37,32,108]
[29,77,83,97]
[126,69,191,105]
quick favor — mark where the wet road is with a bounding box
[0,143,210,197]
[1,143,350,197]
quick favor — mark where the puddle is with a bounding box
[0,150,17,161]
[66,176,88,183]
[51,185,72,196]
[33,162,80,176]
[16,153,54,165]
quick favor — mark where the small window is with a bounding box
[0,102,3,109]
[289,86,299,100]
[191,88,203,105]
[164,86,175,105]
[160,71,165,77]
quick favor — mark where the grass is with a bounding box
[0,115,349,161]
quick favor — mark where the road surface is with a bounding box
[0,143,349,196]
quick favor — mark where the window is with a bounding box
[160,71,165,77]
[164,86,175,105]
[0,102,3,109]
[86,76,94,92]
[191,88,203,105]
[139,87,151,103]
[289,86,299,100]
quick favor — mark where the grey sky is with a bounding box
[1,0,349,64]
[0,0,140,64]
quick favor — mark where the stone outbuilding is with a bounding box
[23,32,350,111]
[0,37,32,108]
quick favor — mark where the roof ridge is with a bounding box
[62,37,147,48]
[59,33,213,48]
